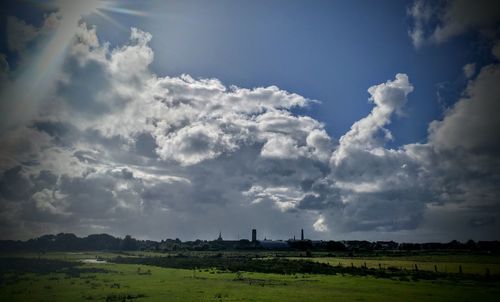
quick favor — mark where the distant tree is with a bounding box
[325,241,346,251]
[121,235,138,250]
[465,239,476,250]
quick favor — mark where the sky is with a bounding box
[0,0,499,242]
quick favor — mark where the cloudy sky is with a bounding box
[0,0,499,242]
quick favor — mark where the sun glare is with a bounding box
[49,0,149,20]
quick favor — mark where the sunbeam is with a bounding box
[0,0,149,132]
[94,10,128,31]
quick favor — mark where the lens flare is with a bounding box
[100,6,150,17]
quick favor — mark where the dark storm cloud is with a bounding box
[31,120,79,147]
[408,0,500,48]
[0,166,32,201]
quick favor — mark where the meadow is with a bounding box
[1,251,499,302]
[288,254,500,275]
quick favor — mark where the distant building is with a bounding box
[217,231,223,241]
[301,229,304,241]
[252,229,257,242]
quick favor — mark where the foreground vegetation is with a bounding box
[111,254,498,283]
[289,255,500,275]
[1,252,499,301]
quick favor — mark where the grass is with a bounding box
[288,255,500,275]
[1,252,499,301]
[2,262,500,302]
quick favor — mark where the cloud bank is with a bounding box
[0,5,499,241]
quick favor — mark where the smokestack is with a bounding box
[301,229,304,241]
[252,229,257,242]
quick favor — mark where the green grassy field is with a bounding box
[289,255,500,275]
[1,252,499,301]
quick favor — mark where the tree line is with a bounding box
[1,233,499,253]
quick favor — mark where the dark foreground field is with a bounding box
[1,252,499,302]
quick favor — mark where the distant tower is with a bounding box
[301,229,304,241]
[252,229,257,242]
[217,231,223,241]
